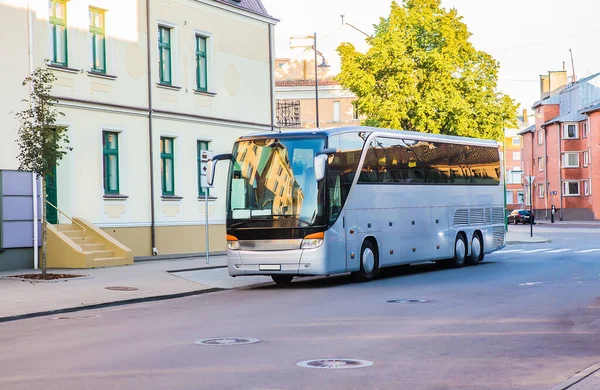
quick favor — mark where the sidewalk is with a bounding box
[505,230,550,244]
[536,219,600,227]
[552,361,600,389]
[0,256,231,322]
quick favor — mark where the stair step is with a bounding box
[56,224,81,232]
[81,243,105,251]
[92,257,127,268]
[62,230,84,238]
[89,250,115,259]
[70,237,96,245]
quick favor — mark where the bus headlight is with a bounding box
[227,235,240,250]
[301,232,324,249]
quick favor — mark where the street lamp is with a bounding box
[525,175,535,237]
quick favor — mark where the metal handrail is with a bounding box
[45,200,87,237]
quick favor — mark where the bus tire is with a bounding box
[449,234,467,268]
[466,232,483,266]
[352,240,379,283]
[271,275,294,285]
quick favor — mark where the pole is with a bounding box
[502,141,507,232]
[314,32,320,128]
[529,182,533,238]
[205,190,209,264]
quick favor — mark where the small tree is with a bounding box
[15,66,71,275]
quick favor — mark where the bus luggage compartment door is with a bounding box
[345,210,360,272]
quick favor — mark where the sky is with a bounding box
[261,0,600,118]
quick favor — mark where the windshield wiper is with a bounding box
[269,214,313,226]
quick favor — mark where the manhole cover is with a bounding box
[297,359,373,369]
[104,286,138,291]
[386,299,429,303]
[194,337,260,346]
[52,314,101,320]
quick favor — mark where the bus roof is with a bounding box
[239,126,500,147]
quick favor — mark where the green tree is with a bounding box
[337,0,518,140]
[15,66,71,275]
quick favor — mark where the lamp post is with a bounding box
[526,175,535,237]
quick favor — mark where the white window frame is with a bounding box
[193,29,214,93]
[156,20,179,87]
[538,184,545,198]
[333,101,341,123]
[512,137,520,146]
[538,157,544,171]
[583,121,589,138]
[562,181,580,196]
[562,123,578,139]
[512,151,521,160]
[584,150,590,167]
[506,190,515,204]
[562,152,579,168]
[537,130,544,145]
[584,179,591,196]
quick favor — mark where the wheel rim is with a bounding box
[455,238,466,262]
[471,236,481,260]
[362,247,375,274]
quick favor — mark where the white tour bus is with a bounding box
[206,126,505,285]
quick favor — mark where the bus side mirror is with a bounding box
[206,153,233,187]
[314,148,337,182]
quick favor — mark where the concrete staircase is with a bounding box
[47,218,133,269]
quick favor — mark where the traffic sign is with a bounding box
[200,150,214,188]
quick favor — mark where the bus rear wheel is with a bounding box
[271,275,294,285]
[449,234,467,268]
[466,232,483,266]
[352,240,379,283]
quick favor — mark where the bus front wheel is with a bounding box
[352,240,379,283]
[271,275,294,286]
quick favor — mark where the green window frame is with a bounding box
[197,141,209,196]
[160,137,175,195]
[49,0,68,66]
[158,26,172,85]
[102,131,119,194]
[89,7,106,73]
[195,35,208,91]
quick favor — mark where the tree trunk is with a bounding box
[41,176,47,276]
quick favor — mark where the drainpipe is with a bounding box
[268,23,276,132]
[146,0,157,255]
[27,0,39,269]
[558,122,563,220]
[544,126,548,218]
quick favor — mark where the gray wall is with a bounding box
[0,170,41,271]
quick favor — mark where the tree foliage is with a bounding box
[337,0,518,141]
[15,67,70,178]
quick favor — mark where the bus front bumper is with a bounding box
[227,245,328,277]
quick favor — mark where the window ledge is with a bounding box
[161,195,183,201]
[562,138,579,140]
[87,71,117,80]
[198,196,218,201]
[563,194,580,197]
[104,194,129,200]
[562,166,579,169]
[156,83,182,91]
[193,90,216,97]
[47,63,81,74]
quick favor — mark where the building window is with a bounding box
[49,0,68,66]
[562,181,580,196]
[538,157,544,171]
[512,137,521,145]
[276,100,301,128]
[89,7,106,73]
[562,124,578,139]
[538,184,545,198]
[160,137,174,195]
[512,152,521,160]
[517,190,524,205]
[562,152,579,168]
[197,141,209,196]
[102,131,119,194]
[537,130,543,145]
[333,101,341,123]
[506,190,515,204]
[583,122,589,138]
[584,150,590,167]
[585,179,591,196]
[195,35,208,91]
[158,26,172,85]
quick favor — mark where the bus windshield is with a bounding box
[227,136,326,227]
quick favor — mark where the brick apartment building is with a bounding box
[503,116,529,212]
[520,69,600,221]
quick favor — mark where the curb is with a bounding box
[506,239,552,245]
[0,287,226,324]
[551,361,600,389]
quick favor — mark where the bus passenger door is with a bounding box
[344,210,360,272]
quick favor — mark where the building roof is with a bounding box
[517,124,535,135]
[276,80,341,87]
[542,111,586,127]
[213,0,275,19]
[532,93,561,109]
[561,71,600,93]
[581,99,600,115]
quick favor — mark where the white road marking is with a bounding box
[519,282,543,286]
[498,249,524,253]
[575,249,600,253]
[520,249,549,253]
[545,249,570,253]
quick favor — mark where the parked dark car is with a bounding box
[507,209,534,224]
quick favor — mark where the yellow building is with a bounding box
[0,0,277,268]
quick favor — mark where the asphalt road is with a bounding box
[1,225,600,390]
